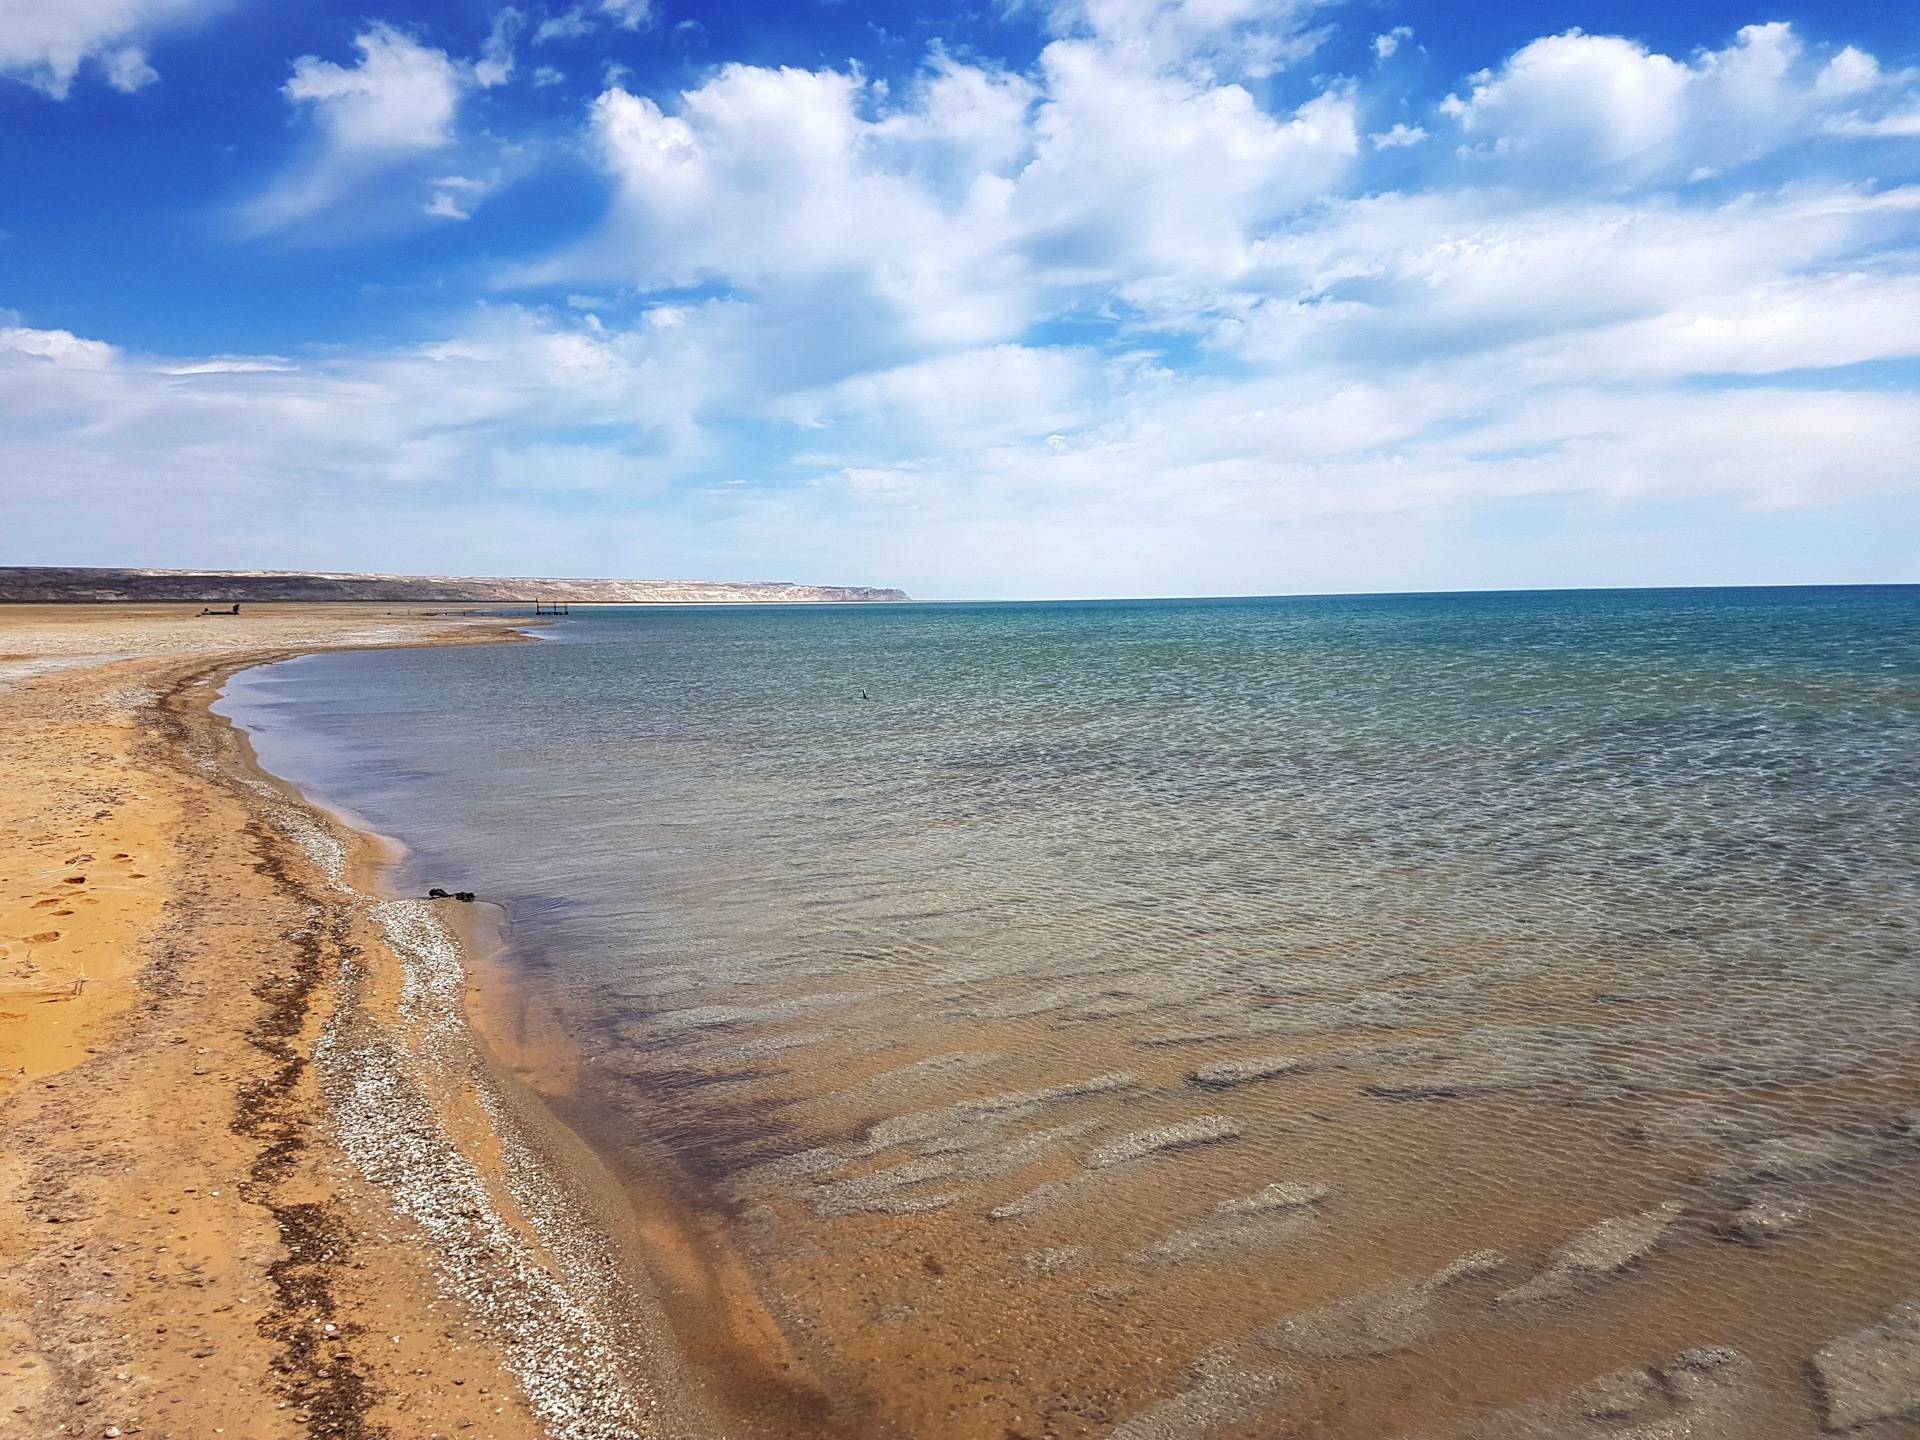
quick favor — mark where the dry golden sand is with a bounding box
[0,606,581,1440]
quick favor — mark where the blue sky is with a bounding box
[2,0,1917,598]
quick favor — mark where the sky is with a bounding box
[2,0,1917,599]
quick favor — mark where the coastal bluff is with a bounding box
[0,566,909,605]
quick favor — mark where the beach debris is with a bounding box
[425,888,477,902]
[1088,1116,1244,1168]
[1810,1298,1920,1432]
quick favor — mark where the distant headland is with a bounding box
[0,566,909,605]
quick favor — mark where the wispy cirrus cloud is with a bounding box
[237,23,529,238]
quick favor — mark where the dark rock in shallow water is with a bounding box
[427,887,450,898]
[1810,1298,1920,1432]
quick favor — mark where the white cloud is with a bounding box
[1,324,117,368]
[1828,109,1920,139]
[1370,122,1426,149]
[475,7,524,88]
[600,0,653,30]
[1374,26,1411,61]
[101,45,159,92]
[238,25,528,239]
[1036,0,1333,79]
[0,0,222,98]
[775,344,1093,446]
[1439,23,1898,182]
[533,34,1356,354]
[282,25,462,153]
[534,0,652,46]
[1814,47,1881,98]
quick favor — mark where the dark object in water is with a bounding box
[426,887,477,901]
[455,891,476,902]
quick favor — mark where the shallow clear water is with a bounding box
[219,589,1920,1439]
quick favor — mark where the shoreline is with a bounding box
[0,605,741,1439]
[220,657,843,1439]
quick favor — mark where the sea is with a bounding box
[216,587,1920,1439]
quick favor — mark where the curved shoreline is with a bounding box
[210,667,685,1438]
[211,631,841,1440]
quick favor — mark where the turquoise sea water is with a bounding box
[220,587,1920,1439]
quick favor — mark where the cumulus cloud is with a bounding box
[1439,23,1911,182]
[532,31,1356,355]
[0,0,223,98]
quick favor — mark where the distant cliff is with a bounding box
[0,567,909,605]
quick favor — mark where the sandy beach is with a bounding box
[0,605,706,1440]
